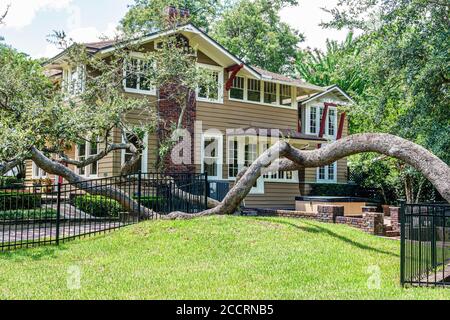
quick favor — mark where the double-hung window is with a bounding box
[307,105,338,139]
[197,64,224,103]
[63,65,85,96]
[121,132,148,175]
[227,138,239,178]
[317,163,337,183]
[76,139,99,178]
[123,55,155,95]
[32,162,47,179]
[201,133,223,180]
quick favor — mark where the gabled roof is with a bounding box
[44,23,325,93]
[299,85,354,105]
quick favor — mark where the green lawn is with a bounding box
[0,216,449,300]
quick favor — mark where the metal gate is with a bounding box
[400,202,450,287]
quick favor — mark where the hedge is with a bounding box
[0,209,57,220]
[73,195,123,217]
[0,192,42,211]
[133,195,166,211]
[310,183,381,200]
[0,176,24,188]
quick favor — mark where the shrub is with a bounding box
[0,191,42,211]
[310,184,381,200]
[0,176,24,187]
[133,195,166,211]
[0,209,56,220]
[73,195,123,217]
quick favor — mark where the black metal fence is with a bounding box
[0,172,207,251]
[401,202,450,287]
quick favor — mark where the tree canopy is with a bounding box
[211,0,301,74]
[299,0,450,202]
[121,0,225,34]
[121,0,302,74]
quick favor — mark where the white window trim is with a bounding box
[225,136,266,194]
[201,132,223,180]
[62,64,86,96]
[264,171,299,184]
[123,52,156,96]
[305,104,338,140]
[196,63,224,104]
[316,162,338,183]
[120,133,149,174]
[32,162,47,179]
[75,140,99,179]
[228,74,296,110]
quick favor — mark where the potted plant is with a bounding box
[40,178,53,194]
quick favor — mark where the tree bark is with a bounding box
[30,147,158,219]
[27,133,450,221]
[168,133,450,219]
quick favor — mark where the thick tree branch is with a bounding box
[60,143,134,168]
[0,158,25,176]
[168,133,450,219]
[30,147,158,219]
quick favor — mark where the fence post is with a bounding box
[137,170,142,222]
[204,173,208,211]
[399,199,406,286]
[55,181,62,246]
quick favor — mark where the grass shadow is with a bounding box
[255,217,399,258]
[0,244,68,261]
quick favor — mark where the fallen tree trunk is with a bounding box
[167,133,450,219]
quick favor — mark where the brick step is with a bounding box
[385,225,393,232]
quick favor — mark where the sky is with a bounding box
[0,0,350,59]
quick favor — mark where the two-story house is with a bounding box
[27,23,353,210]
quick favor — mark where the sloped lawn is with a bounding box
[0,216,449,300]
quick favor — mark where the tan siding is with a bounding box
[244,183,300,209]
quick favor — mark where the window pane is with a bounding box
[204,162,217,177]
[230,76,244,100]
[228,139,239,178]
[328,164,335,180]
[279,85,291,106]
[319,167,326,180]
[203,136,220,177]
[264,82,277,105]
[139,61,151,91]
[198,68,220,101]
[328,109,336,136]
[247,79,261,102]
[125,59,138,89]
[90,141,98,176]
[310,107,317,134]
